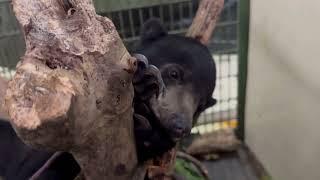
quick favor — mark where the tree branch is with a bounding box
[5,0,139,179]
[186,0,224,45]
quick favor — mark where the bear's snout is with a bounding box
[167,114,191,140]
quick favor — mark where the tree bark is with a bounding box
[186,0,224,45]
[5,0,139,179]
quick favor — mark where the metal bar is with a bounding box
[0,31,21,39]
[196,109,237,126]
[0,0,10,4]
[217,75,238,79]
[218,54,223,127]
[138,8,144,26]
[128,9,136,37]
[0,50,5,74]
[159,4,164,22]
[228,53,232,126]
[216,21,239,27]
[118,11,125,37]
[227,0,233,21]
[169,3,174,30]
[236,0,250,141]
[188,1,193,19]
[121,20,237,38]
[203,107,209,132]
[94,0,190,13]
[7,2,19,31]
[148,6,154,17]
[178,3,184,29]
[2,46,11,76]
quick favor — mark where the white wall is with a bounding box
[246,1,320,180]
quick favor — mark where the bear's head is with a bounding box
[135,18,217,141]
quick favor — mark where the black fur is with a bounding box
[133,18,216,162]
[0,119,80,180]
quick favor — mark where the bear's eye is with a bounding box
[169,70,179,80]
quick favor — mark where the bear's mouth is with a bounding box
[134,93,191,143]
[147,103,189,142]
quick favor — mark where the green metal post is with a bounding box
[236,0,250,141]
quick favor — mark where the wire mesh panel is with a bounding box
[101,0,197,51]
[0,0,24,79]
[0,0,239,134]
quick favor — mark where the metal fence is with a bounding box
[0,0,239,134]
[0,0,24,78]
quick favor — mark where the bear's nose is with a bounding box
[169,114,191,140]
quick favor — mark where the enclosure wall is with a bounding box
[245,1,320,180]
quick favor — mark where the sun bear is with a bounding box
[133,18,217,162]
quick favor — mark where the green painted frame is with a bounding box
[94,0,189,13]
[236,0,250,140]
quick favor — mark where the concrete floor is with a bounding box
[202,145,266,180]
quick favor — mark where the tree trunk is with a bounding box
[186,0,224,45]
[5,0,139,179]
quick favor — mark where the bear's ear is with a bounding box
[193,97,217,121]
[140,18,168,44]
[205,97,217,109]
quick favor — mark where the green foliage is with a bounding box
[261,175,273,180]
[174,158,205,180]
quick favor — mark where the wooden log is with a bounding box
[5,0,139,179]
[186,0,224,45]
[187,129,241,156]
